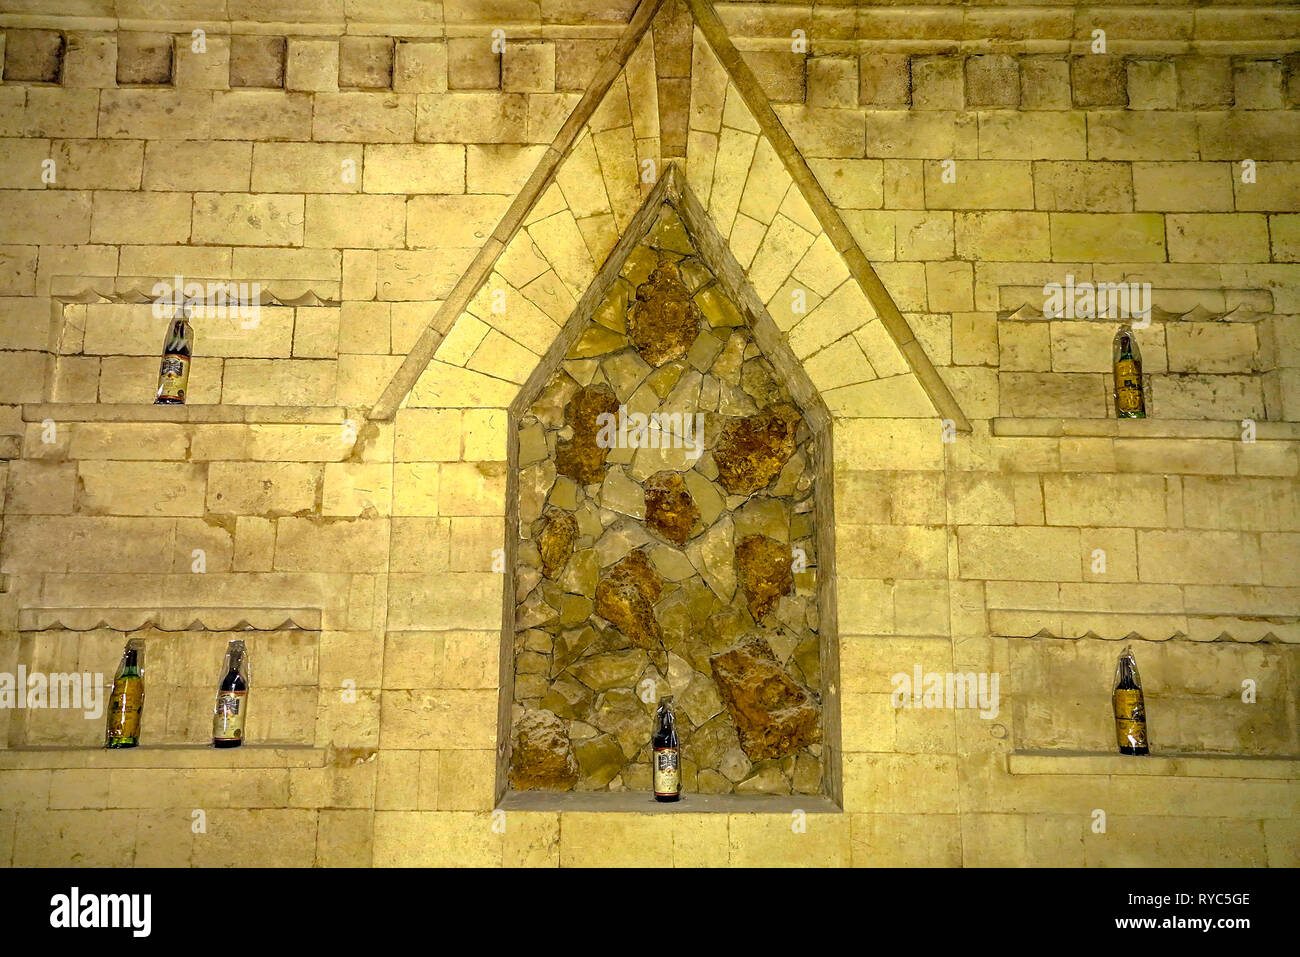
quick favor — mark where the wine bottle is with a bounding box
[652,696,680,802]
[1112,326,1146,419]
[105,639,145,749]
[212,639,249,748]
[154,304,193,405]
[1112,645,1149,755]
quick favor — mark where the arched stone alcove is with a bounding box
[498,169,842,804]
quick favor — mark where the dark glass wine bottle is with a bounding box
[1112,645,1149,755]
[105,639,144,749]
[154,305,193,405]
[212,639,249,749]
[652,696,680,802]
[1112,326,1146,418]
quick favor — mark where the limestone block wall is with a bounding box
[0,0,1296,867]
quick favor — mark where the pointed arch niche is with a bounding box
[496,167,843,810]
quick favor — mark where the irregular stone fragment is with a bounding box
[598,466,645,518]
[685,514,736,601]
[694,283,745,328]
[627,261,701,366]
[518,420,548,466]
[736,534,794,621]
[555,383,620,485]
[678,672,725,726]
[509,709,579,790]
[536,511,578,579]
[548,475,579,510]
[567,325,627,359]
[736,764,789,794]
[557,548,599,597]
[712,331,747,384]
[594,550,663,650]
[709,636,820,760]
[569,648,649,691]
[602,348,653,400]
[530,372,580,428]
[562,358,600,386]
[733,496,791,543]
[683,469,725,525]
[593,519,652,567]
[644,470,700,545]
[593,282,629,332]
[649,544,695,582]
[574,733,626,789]
[550,625,598,677]
[712,402,802,495]
[519,460,556,524]
[793,753,823,794]
[590,688,654,758]
[741,358,785,406]
[555,594,593,626]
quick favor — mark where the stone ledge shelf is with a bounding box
[20,404,355,425]
[1008,750,1300,779]
[0,745,327,770]
[498,791,842,814]
[992,418,1300,440]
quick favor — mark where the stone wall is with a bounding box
[0,0,1296,867]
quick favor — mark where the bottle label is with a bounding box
[1113,689,1148,750]
[106,679,143,739]
[1114,359,1144,415]
[653,747,679,796]
[157,353,190,401]
[213,690,247,741]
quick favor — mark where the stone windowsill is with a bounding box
[0,745,327,770]
[991,418,1300,440]
[1007,750,1300,779]
[497,790,842,814]
[19,404,354,425]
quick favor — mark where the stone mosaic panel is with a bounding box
[509,204,824,795]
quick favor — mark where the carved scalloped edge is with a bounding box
[1001,302,1272,324]
[16,607,322,633]
[50,282,340,308]
[998,626,1298,644]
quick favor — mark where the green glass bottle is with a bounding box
[105,639,145,749]
[1112,326,1146,419]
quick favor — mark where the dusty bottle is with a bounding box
[105,639,145,749]
[1112,645,1149,755]
[1112,326,1146,418]
[154,304,194,405]
[652,696,680,802]
[212,639,249,748]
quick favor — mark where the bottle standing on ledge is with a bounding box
[1112,645,1149,756]
[212,639,249,749]
[154,304,193,405]
[105,638,145,749]
[1112,325,1146,419]
[652,696,680,802]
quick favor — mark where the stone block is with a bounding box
[3,29,63,83]
[286,38,339,93]
[965,54,1020,107]
[116,33,172,85]
[340,36,393,90]
[447,37,500,91]
[1071,55,1127,106]
[229,35,285,89]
